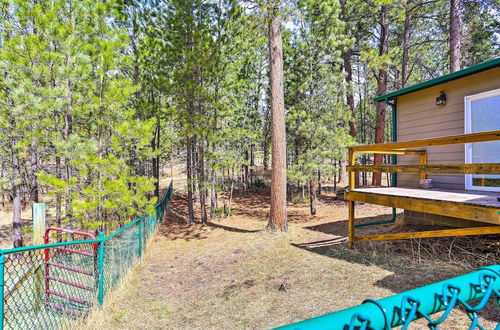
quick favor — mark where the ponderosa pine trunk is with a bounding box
[10,125,23,248]
[243,149,249,191]
[309,180,316,215]
[317,170,321,196]
[343,55,356,138]
[372,5,389,186]
[64,90,74,233]
[449,0,461,72]
[210,167,217,220]
[267,9,287,231]
[186,135,195,224]
[199,140,207,224]
[153,117,161,198]
[29,141,39,203]
[340,3,359,187]
[250,146,255,186]
[401,7,411,88]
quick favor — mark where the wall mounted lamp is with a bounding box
[436,91,447,106]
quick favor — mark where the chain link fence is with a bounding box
[278,265,500,329]
[1,181,173,329]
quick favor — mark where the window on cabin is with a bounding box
[464,88,500,191]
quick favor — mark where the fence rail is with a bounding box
[0,181,173,330]
[278,265,500,329]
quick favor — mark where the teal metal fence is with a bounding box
[278,265,500,330]
[0,181,173,330]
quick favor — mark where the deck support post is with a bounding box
[348,201,355,249]
[348,149,356,249]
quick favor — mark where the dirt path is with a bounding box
[84,190,499,329]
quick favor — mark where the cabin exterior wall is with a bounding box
[395,67,500,227]
[396,67,500,189]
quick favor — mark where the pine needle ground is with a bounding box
[81,189,499,329]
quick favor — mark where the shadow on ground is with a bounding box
[160,188,500,323]
[293,215,500,323]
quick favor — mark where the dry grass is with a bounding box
[80,189,499,329]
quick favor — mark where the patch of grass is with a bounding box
[292,196,309,204]
[215,206,233,218]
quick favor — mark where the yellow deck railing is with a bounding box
[345,130,500,248]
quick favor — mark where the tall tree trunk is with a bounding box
[54,111,62,235]
[192,138,199,204]
[372,5,389,186]
[11,126,23,248]
[227,181,234,215]
[343,54,356,138]
[401,8,411,88]
[64,92,73,232]
[210,167,217,220]
[317,169,321,196]
[186,136,195,224]
[309,180,317,215]
[449,0,461,72]
[250,146,255,186]
[29,141,39,203]
[154,117,161,198]
[341,40,359,187]
[340,1,357,139]
[263,77,271,171]
[267,9,287,231]
[199,140,207,224]
[243,149,249,191]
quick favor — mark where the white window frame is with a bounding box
[464,88,500,191]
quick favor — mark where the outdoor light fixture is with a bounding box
[436,91,447,106]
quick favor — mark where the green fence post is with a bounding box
[97,233,105,306]
[0,251,5,330]
[138,219,144,257]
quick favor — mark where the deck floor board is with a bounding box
[351,187,500,208]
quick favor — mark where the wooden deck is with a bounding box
[351,187,500,207]
[346,187,500,225]
[346,130,500,248]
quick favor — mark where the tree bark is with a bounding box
[317,169,321,196]
[199,140,207,224]
[266,10,287,231]
[343,54,356,138]
[29,141,39,203]
[340,0,357,141]
[250,146,254,186]
[243,149,249,191]
[186,136,195,224]
[11,127,23,248]
[401,8,412,88]
[372,5,389,186]
[309,180,317,215]
[64,90,73,233]
[210,167,217,220]
[154,117,161,198]
[449,0,461,72]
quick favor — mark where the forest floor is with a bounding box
[82,188,500,329]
